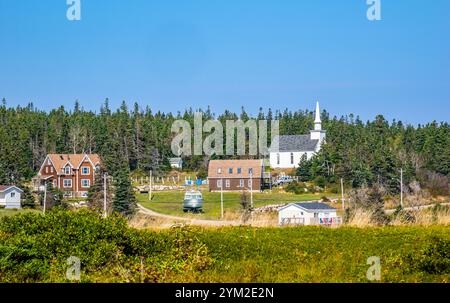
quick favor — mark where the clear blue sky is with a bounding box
[0,0,449,124]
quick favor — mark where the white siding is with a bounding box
[278,205,338,226]
[269,151,315,169]
[0,188,22,209]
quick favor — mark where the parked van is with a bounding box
[183,190,203,213]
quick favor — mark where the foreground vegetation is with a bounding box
[0,209,449,283]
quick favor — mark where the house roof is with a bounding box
[46,154,100,172]
[269,135,319,152]
[280,202,336,212]
[208,159,263,178]
[0,186,24,193]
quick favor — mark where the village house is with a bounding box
[269,102,326,168]
[278,202,340,226]
[207,159,271,192]
[35,154,101,198]
[0,186,23,209]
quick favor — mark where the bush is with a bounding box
[314,176,327,188]
[285,182,306,195]
[0,208,213,282]
[407,238,450,274]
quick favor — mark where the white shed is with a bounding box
[169,158,183,169]
[278,202,340,226]
[0,186,24,209]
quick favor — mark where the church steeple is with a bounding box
[314,101,322,131]
[310,101,326,149]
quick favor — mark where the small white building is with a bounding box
[169,157,183,169]
[0,186,23,209]
[278,202,340,226]
[269,102,326,168]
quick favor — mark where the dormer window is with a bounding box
[81,167,90,175]
[64,166,71,175]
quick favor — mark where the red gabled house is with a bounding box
[36,154,101,198]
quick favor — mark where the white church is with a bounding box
[269,102,326,169]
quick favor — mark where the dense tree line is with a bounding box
[0,99,448,194]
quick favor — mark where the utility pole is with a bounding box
[220,178,224,219]
[340,178,345,210]
[103,173,107,218]
[149,169,152,201]
[400,168,404,208]
[250,172,254,209]
[43,181,47,215]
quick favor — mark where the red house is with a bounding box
[37,154,101,198]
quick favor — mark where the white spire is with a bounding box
[314,101,322,130]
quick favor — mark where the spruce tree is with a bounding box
[19,184,36,209]
[296,154,312,181]
[112,166,137,216]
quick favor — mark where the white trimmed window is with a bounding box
[225,179,230,188]
[50,166,54,173]
[81,179,90,188]
[81,167,90,175]
[217,168,222,174]
[11,192,15,198]
[239,179,244,188]
[248,179,253,187]
[217,180,222,188]
[64,166,71,175]
[63,179,72,188]
[45,167,48,173]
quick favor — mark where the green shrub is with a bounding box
[0,208,213,282]
[314,176,327,188]
[407,238,450,275]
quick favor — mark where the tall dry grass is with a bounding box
[346,206,450,227]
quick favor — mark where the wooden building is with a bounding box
[207,159,271,192]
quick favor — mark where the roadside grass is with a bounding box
[137,190,340,220]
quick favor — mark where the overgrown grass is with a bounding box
[0,209,449,283]
[137,190,339,220]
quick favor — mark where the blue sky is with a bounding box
[0,0,449,124]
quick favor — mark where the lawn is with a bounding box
[137,190,340,220]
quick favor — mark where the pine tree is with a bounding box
[19,184,36,209]
[296,154,312,181]
[112,166,137,216]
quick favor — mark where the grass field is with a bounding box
[137,190,340,220]
[1,209,449,282]
[186,226,450,283]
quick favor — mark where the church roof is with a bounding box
[269,135,319,152]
